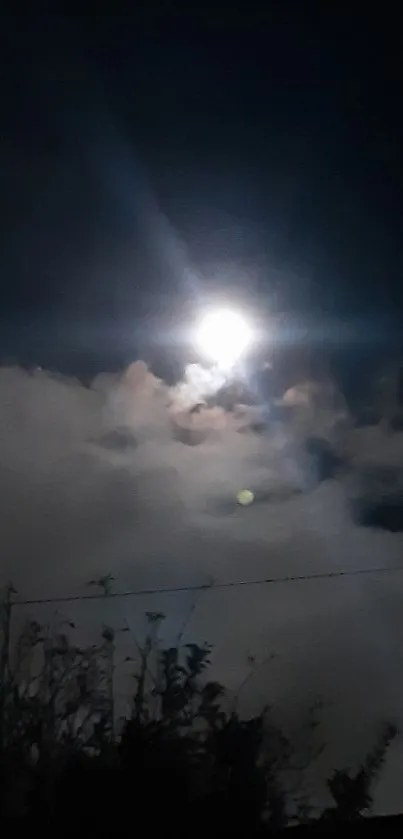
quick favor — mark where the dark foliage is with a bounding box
[0,599,397,834]
[321,723,397,822]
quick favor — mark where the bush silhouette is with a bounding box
[0,598,397,832]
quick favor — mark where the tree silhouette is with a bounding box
[322,723,398,821]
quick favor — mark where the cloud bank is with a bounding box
[2,360,403,811]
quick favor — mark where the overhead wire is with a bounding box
[10,563,403,608]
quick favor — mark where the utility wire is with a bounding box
[10,563,403,608]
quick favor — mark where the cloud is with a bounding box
[2,360,403,812]
[170,362,228,410]
[0,358,402,597]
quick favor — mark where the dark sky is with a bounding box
[1,6,403,378]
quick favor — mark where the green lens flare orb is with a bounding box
[236,489,255,506]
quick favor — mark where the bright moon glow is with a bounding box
[196,309,253,369]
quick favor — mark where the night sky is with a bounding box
[1,6,403,381]
[4,8,403,813]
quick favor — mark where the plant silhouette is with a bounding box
[0,600,397,833]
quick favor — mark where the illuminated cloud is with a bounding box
[0,361,403,812]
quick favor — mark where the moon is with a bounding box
[196,308,253,370]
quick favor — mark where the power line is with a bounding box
[10,563,403,608]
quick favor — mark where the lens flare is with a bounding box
[236,489,255,506]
